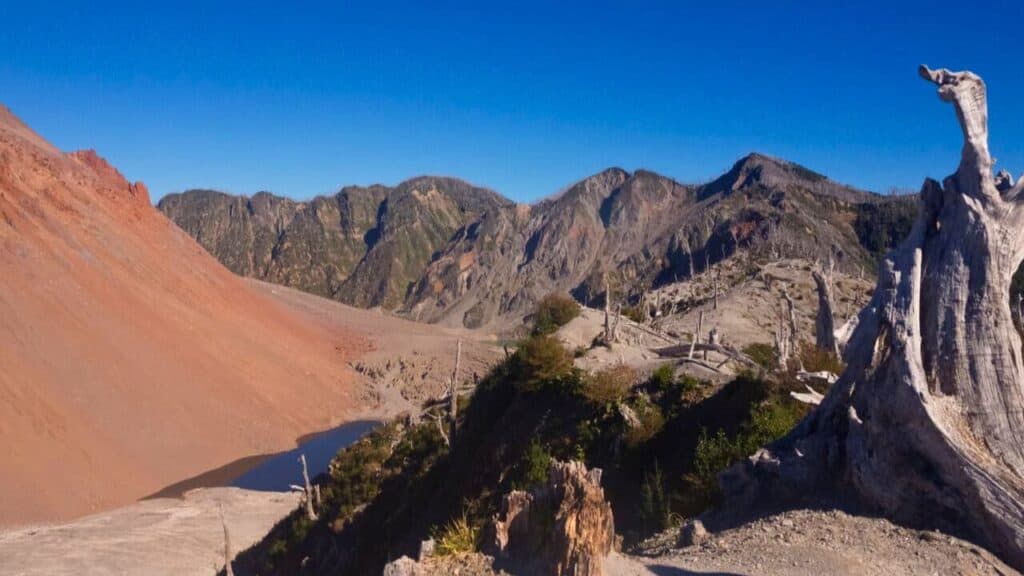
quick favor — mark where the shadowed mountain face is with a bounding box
[160,153,915,329]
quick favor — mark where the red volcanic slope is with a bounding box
[0,106,368,524]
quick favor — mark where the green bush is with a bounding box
[516,334,574,389]
[513,439,552,490]
[432,511,480,556]
[799,342,844,375]
[582,364,637,405]
[691,401,803,498]
[625,398,665,447]
[649,363,675,392]
[743,342,778,370]
[533,293,581,335]
[621,305,646,323]
[639,462,669,534]
[678,375,702,396]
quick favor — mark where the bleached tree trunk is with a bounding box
[300,454,318,521]
[724,66,1024,570]
[220,507,235,576]
[781,288,802,371]
[713,272,720,311]
[449,340,461,443]
[603,272,613,344]
[688,310,704,360]
[811,256,840,356]
[774,298,791,371]
[685,237,696,279]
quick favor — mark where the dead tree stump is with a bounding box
[723,66,1024,569]
[488,460,614,576]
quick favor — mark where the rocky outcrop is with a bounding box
[488,460,615,576]
[69,149,150,204]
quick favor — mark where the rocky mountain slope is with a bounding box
[160,154,915,331]
[0,105,375,524]
[158,178,512,309]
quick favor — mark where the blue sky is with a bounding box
[2,1,1022,202]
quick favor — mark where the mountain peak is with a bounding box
[702,152,867,202]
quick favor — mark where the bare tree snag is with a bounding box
[713,270,720,311]
[611,304,621,343]
[685,237,696,278]
[688,310,704,360]
[602,272,616,345]
[704,326,720,360]
[811,256,840,356]
[774,297,792,371]
[780,287,803,371]
[220,506,235,576]
[724,66,1024,570]
[449,340,461,443]
[300,453,318,521]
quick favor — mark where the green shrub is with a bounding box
[513,439,552,490]
[691,401,803,499]
[432,511,479,556]
[743,342,778,370]
[649,363,675,392]
[621,305,646,323]
[533,293,581,335]
[625,398,665,447]
[639,462,669,534]
[327,424,400,524]
[582,364,637,405]
[678,375,702,396]
[799,342,844,375]
[516,334,574,389]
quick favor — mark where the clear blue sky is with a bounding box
[2,1,1023,202]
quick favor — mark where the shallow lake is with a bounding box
[231,420,380,491]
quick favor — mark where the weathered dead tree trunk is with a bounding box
[688,310,704,360]
[780,287,803,371]
[774,296,792,371]
[713,271,720,310]
[811,256,840,356]
[602,272,618,345]
[448,340,461,443]
[300,453,318,521]
[724,66,1024,569]
[220,506,235,576]
[488,460,614,576]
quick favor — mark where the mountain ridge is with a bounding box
[159,155,912,330]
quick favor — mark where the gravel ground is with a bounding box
[609,508,1019,576]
